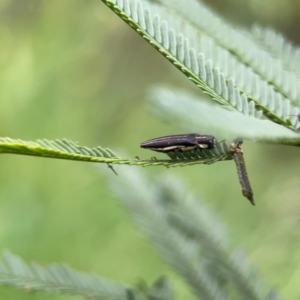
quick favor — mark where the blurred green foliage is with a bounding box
[0,0,300,299]
[204,0,300,43]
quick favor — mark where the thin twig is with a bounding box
[230,140,255,206]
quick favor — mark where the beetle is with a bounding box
[140,133,216,153]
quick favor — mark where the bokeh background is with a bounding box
[0,0,300,299]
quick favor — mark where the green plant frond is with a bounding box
[251,24,300,79]
[101,0,300,130]
[155,175,228,247]
[0,137,232,167]
[108,168,280,300]
[154,177,277,299]
[230,250,279,300]
[101,0,232,110]
[171,214,278,300]
[149,0,300,124]
[0,137,118,160]
[0,251,131,299]
[109,168,228,300]
[149,87,300,145]
[151,177,264,299]
[154,0,300,106]
[194,35,298,128]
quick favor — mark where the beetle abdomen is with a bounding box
[141,134,198,149]
[140,134,216,153]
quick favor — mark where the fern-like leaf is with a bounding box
[171,215,264,299]
[102,0,233,108]
[108,168,281,300]
[251,25,300,79]
[0,137,232,167]
[0,251,131,299]
[156,0,300,107]
[101,0,300,131]
[110,168,228,300]
[154,176,271,299]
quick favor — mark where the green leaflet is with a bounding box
[0,250,175,299]
[0,137,232,167]
[252,24,300,80]
[0,251,129,299]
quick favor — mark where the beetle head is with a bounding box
[195,135,216,149]
[209,138,217,149]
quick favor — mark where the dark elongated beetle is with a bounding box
[140,133,216,153]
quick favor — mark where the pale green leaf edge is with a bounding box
[149,86,300,145]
